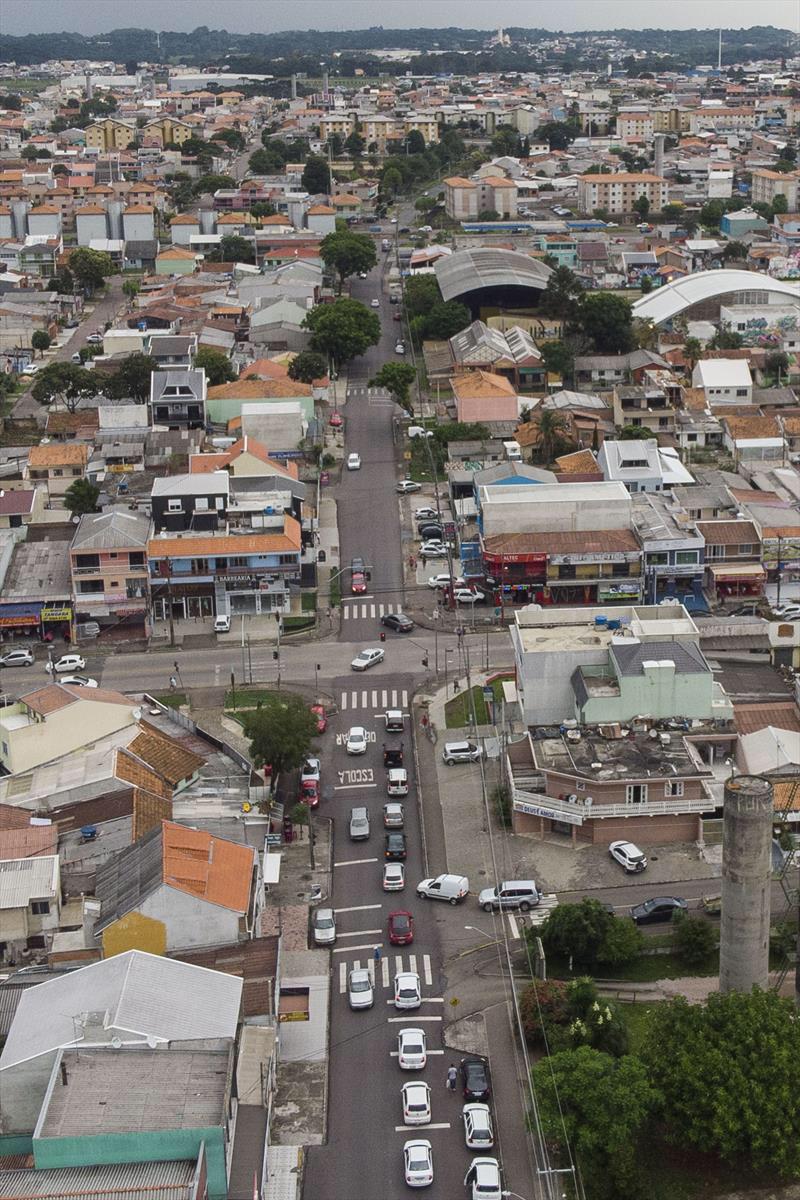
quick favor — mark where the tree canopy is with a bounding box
[303,298,381,368]
[64,477,100,515]
[242,694,318,786]
[579,293,635,354]
[106,353,157,403]
[301,154,331,194]
[195,346,236,387]
[30,362,98,412]
[369,361,417,414]
[287,350,327,383]
[319,231,376,293]
[68,247,114,293]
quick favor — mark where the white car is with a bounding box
[370,298,380,307]
[397,1027,427,1070]
[383,862,406,891]
[351,647,384,671]
[453,587,485,604]
[301,757,321,783]
[419,541,447,558]
[347,452,362,471]
[213,615,231,633]
[60,675,98,688]
[463,1103,494,1149]
[347,967,374,1010]
[312,907,336,946]
[427,574,466,590]
[414,506,438,521]
[46,654,86,674]
[403,1140,433,1189]
[465,1158,502,1200]
[346,726,368,755]
[394,970,421,1009]
[384,802,405,826]
[396,479,422,494]
[609,839,648,873]
[402,1081,432,1125]
[395,341,405,354]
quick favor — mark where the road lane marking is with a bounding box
[332,942,382,954]
[507,914,519,940]
[361,690,368,707]
[390,1049,445,1058]
[334,857,379,867]
[341,692,348,709]
[394,1124,451,1133]
[423,955,432,986]
[334,904,382,913]
[381,957,390,988]
[408,954,417,975]
[333,782,377,791]
[371,689,378,708]
[390,689,397,707]
[339,963,347,993]
[421,997,444,1003]
[387,1015,443,1022]
[337,929,382,938]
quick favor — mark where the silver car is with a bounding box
[347,967,374,1010]
[312,907,336,946]
[349,807,370,840]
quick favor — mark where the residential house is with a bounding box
[598,438,694,493]
[0,683,139,775]
[150,472,230,534]
[722,414,786,463]
[449,321,544,391]
[696,519,765,599]
[576,173,668,216]
[451,370,519,423]
[25,443,88,500]
[149,368,207,429]
[751,169,798,211]
[0,856,61,960]
[69,508,151,637]
[692,358,753,406]
[443,176,479,221]
[148,334,198,371]
[631,491,706,606]
[0,488,44,530]
[94,820,260,955]
[155,246,198,275]
[612,380,677,437]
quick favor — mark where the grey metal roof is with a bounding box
[71,506,151,551]
[124,239,158,259]
[434,247,552,303]
[0,857,59,910]
[151,472,229,498]
[0,949,242,1069]
[0,1159,197,1198]
[611,639,709,678]
[148,335,196,355]
[150,370,205,403]
[94,825,163,933]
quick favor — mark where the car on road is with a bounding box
[349,806,370,840]
[609,839,648,873]
[383,862,405,891]
[346,452,362,471]
[351,647,384,671]
[461,1057,491,1101]
[301,758,321,783]
[393,311,402,321]
[402,1081,431,1125]
[388,909,414,945]
[347,967,374,1010]
[453,587,485,604]
[395,341,405,354]
[631,896,688,925]
[416,873,469,904]
[329,411,343,428]
[427,573,467,590]
[396,479,422,494]
[415,507,439,521]
[312,907,336,946]
[478,880,540,913]
[60,675,98,688]
[419,541,448,558]
[0,648,34,668]
[394,970,421,1009]
[464,1158,502,1200]
[300,778,319,808]
[213,614,231,633]
[385,831,407,861]
[351,570,367,594]
[86,333,104,344]
[418,224,433,233]
[65,318,79,328]
[384,802,405,827]
[403,1139,433,1188]
[46,654,86,674]
[310,704,328,733]
[370,298,380,307]
[346,726,368,755]
[463,1103,494,1150]
[397,1027,427,1070]
[381,612,414,633]
[387,768,408,796]
[442,741,483,765]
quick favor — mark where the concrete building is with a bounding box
[25,442,88,499]
[443,176,479,221]
[719,775,773,994]
[751,169,798,211]
[0,683,139,775]
[0,856,61,958]
[69,507,151,637]
[577,173,668,216]
[84,118,136,151]
[75,204,109,246]
[631,491,705,605]
[451,370,519,423]
[121,204,155,242]
[597,438,694,493]
[149,369,207,430]
[692,358,753,405]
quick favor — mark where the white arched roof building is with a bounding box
[632,269,800,325]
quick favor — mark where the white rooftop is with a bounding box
[0,856,59,910]
[695,358,752,387]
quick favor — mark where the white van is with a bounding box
[416,873,469,905]
[387,767,409,796]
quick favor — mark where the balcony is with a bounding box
[72,564,148,576]
[510,774,713,827]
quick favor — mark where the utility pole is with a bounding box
[166,555,175,647]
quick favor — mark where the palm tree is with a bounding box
[536,409,570,464]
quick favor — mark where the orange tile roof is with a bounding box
[115,749,171,799]
[157,247,197,260]
[126,723,204,786]
[444,176,476,188]
[170,214,200,225]
[28,443,88,469]
[124,204,154,214]
[162,820,253,912]
[208,377,311,399]
[75,205,107,216]
[29,205,59,215]
[189,451,229,473]
[22,682,132,715]
[148,518,301,558]
[0,823,58,860]
[451,370,517,399]
[555,448,598,474]
[722,415,781,439]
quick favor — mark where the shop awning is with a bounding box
[707,563,765,582]
[0,603,41,626]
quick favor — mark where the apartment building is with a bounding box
[577,173,668,215]
[750,169,799,211]
[84,118,136,152]
[443,176,479,221]
[69,507,151,637]
[616,110,655,140]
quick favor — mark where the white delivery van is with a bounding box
[387,767,409,797]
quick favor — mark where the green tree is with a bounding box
[423,301,471,340]
[196,346,236,387]
[210,127,245,152]
[63,477,100,515]
[46,268,74,295]
[344,130,365,158]
[683,336,703,368]
[369,361,417,415]
[303,298,381,368]
[319,231,377,294]
[721,240,747,261]
[709,329,743,351]
[535,407,571,463]
[533,1047,658,1200]
[405,129,425,155]
[661,202,685,221]
[242,694,318,789]
[327,132,344,157]
[1,93,22,110]
[30,362,98,413]
[301,154,331,194]
[540,899,613,966]
[122,277,140,304]
[192,173,236,195]
[766,349,790,378]
[381,166,403,197]
[772,193,789,215]
[671,913,716,967]
[21,144,47,161]
[250,200,277,220]
[519,979,569,1047]
[404,275,441,319]
[540,265,584,321]
[30,330,51,357]
[633,194,650,218]
[217,234,255,264]
[69,247,114,293]
[107,353,157,403]
[539,340,573,382]
[643,991,800,1176]
[536,120,579,150]
[287,350,327,383]
[580,293,634,354]
[595,915,643,969]
[477,208,500,221]
[248,147,275,174]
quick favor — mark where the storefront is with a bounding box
[706,562,765,599]
[0,602,73,644]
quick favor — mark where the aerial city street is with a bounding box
[0,2,798,1199]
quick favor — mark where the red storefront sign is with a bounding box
[483,552,548,567]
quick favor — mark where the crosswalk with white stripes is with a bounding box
[339,952,434,994]
[342,602,403,621]
[346,385,391,399]
[340,687,409,712]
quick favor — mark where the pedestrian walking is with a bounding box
[374,945,382,964]
[446,1064,457,1092]
[421,552,427,567]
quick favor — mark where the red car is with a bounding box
[300,778,319,808]
[388,909,414,945]
[310,704,328,733]
[351,571,367,595]
[329,411,343,428]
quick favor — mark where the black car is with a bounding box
[461,1056,491,1101]
[630,896,688,925]
[418,523,443,540]
[385,832,407,861]
[381,612,414,633]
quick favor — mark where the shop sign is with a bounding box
[514,799,584,827]
[41,605,72,621]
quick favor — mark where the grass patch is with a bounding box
[618,1001,665,1054]
[154,691,186,709]
[283,615,315,632]
[444,676,512,728]
[329,571,341,609]
[301,590,317,612]
[225,688,280,710]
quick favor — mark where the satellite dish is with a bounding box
[111,1036,122,1048]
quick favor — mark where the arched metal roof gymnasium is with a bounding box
[434,247,553,307]
[632,268,800,325]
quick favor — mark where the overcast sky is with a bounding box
[3,0,799,36]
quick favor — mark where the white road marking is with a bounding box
[421,997,445,1004]
[408,954,417,975]
[361,690,368,707]
[507,914,519,940]
[337,929,382,938]
[394,1124,451,1133]
[332,942,382,955]
[390,1049,445,1058]
[387,1015,443,1022]
[423,955,432,986]
[339,963,347,993]
[381,957,390,988]
[334,857,379,867]
[371,689,378,708]
[333,782,377,791]
[334,904,382,913]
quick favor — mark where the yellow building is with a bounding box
[142,116,193,147]
[84,117,136,152]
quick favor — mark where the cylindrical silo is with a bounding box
[719,774,773,994]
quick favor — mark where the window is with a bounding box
[626,784,648,804]
[129,552,145,567]
[31,900,50,915]
[736,389,748,397]
[167,499,182,513]
[53,468,63,477]
[664,780,684,797]
[687,433,698,443]
[195,497,209,511]
[75,554,100,570]
[675,550,698,565]
[648,553,669,566]
[109,552,118,559]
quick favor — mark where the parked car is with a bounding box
[329,411,343,428]
[86,333,103,344]
[310,704,327,733]
[0,648,34,668]
[388,909,414,945]
[609,840,648,873]
[427,573,466,590]
[46,654,86,674]
[397,1026,427,1070]
[463,1103,494,1150]
[382,612,413,633]
[346,452,362,471]
[300,778,319,808]
[59,675,98,688]
[370,298,380,308]
[461,1057,491,1101]
[351,570,367,594]
[403,1139,433,1188]
[346,726,368,755]
[385,832,407,861]
[414,507,438,521]
[442,741,483,765]
[418,523,443,541]
[631,896,688,925]
[213,614,231,633]
[395,342,405,354]
[383,862,405,891]
[396,479,422,494]
[349,806,370,840]
[419,541,448,558]
[453,587,485,604]
[312,907,336,946]
[347,967,374,1010]
[464,1158,502,1200]
[301,758,320,783]
[351,647,384,671]
[402,1081,431,1125]
[394,971,422,1009]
